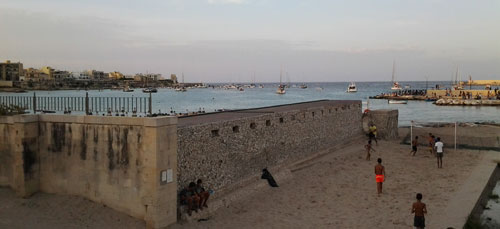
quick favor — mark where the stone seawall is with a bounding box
[177,100,363,192]
[362,109,399,139]
[0,115,178,228]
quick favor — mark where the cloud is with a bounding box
[207,0,246,4]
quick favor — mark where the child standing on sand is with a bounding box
[410,136,418,156]
[411,193,427,229]
[364,140,376,160]
[374,158,385,196]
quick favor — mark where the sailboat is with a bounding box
[391,61,402,90]
[453,66,463,90]
[175,73,187,92]
[276,67,286,94]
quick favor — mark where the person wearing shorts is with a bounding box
[412,193,427,229]
[435,137,444,168]
[374,158,385,196]
[410,136,418,156]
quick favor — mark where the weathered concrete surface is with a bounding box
[362,109,399,139]
[436,152,499,228]
[0,115,178,228]
[177,101,364,194]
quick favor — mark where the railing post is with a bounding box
[85,92,89,115]
[148,92,152,115]
[33,92,37,114]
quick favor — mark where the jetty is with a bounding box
[371,88,500,106]
[435,98,500,106]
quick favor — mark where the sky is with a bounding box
[0,0,499,82]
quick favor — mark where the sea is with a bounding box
[1,81,499,127]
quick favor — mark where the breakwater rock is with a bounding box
[435,99,500,106]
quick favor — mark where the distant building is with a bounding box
[86,70,106,80]
[134,73,162,82]
[0,60,24,86]
[71,72,91,80]
[171,74,178,84]
[53,70,70,80]
[25,68,50,81]
[109,71,124,80]
[40,66,55,79]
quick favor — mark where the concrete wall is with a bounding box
[0,115,178,228]
[177,101,363,192]
[362,109,399,139]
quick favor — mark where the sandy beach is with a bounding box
[1,126,498,229]
[173,137,489,229]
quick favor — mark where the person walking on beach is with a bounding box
[375,158,385,196]
[364,140,376,160]
[368,123,378,146]
[435,137,444,168]
[410,136,418,156]
[411,193,427,229]
[427,133,435,155]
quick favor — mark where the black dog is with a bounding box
[261,168,279,187]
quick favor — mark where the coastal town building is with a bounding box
[134,73,162,81]
[39,66,70,80]
[171,74,178,84]
[24,68,50,81]
[86,70,106,80]
[108,71,125,80]
[0,60,24,87]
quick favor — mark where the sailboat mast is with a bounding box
[280,66,283,86]
[391,61,395,84]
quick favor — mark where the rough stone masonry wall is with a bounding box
[0,115,178,229]
[177,101,363,192]
[362,109,399,139]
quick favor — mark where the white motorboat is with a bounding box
[388,100,407,104]
[142,87,157,93]
[347,82,357,92]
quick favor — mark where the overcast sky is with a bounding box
[1,0,499,82]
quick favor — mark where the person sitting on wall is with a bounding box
[179,182,201,216]
[196,179,210,209]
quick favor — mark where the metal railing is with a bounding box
[0,92,152,115]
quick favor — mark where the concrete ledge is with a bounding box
[437,151,500,228]
[34,114,177,126]
[143,116,178,127]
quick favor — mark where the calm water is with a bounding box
[1,81,499,126]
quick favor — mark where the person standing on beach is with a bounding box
[364,140,376,160]
[411,193,427,229]
[410,136,418,156]
[427,133,435,155]
[368,123,378,146]
[374,158,385,196]
[435,137,444,168]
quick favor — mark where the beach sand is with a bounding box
[174,138,488,229]
[1,126,497,229]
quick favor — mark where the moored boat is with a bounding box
[142,87,157,93]
[388,100,407,104]
[347,82,357,92]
